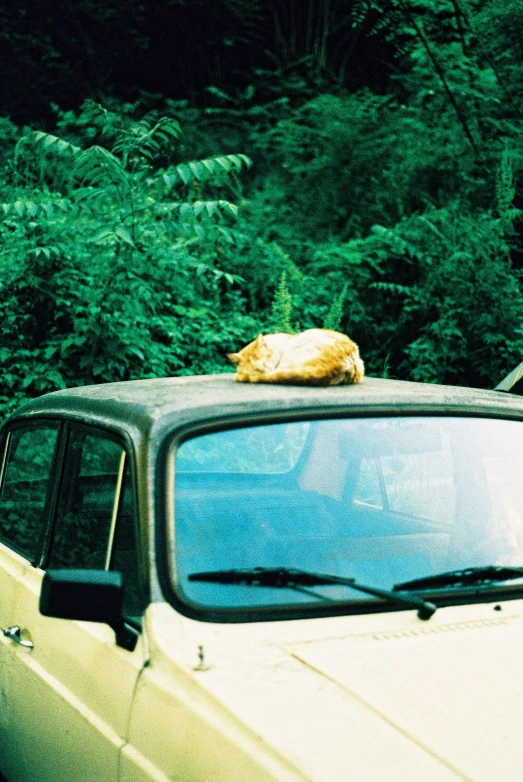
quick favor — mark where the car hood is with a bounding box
[159,602,523,782]
[285,613,523,781]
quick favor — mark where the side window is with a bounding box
[380,450,456,526]
[111,468,144,621]
[353,458,384,509]
[0,425,59,560]
[48,427,143,619]
[353,449,455,527]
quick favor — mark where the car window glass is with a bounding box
[177,422,310,474]
[111,468,145,621]
[475,419,523,553]
[353,459,383,508]
[379,445,456,526]
[174,417,523,613]
[48,430,125,569]
[48,428,144,620]
[0,425,59,560]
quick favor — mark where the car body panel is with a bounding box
[121,602,307,782]
[0,546,27,774]
[149,596,523,781]
[287,603,523,781]
[14,375,523,442]
[1,561,146,782]
[131,603,464,782]
[0,544,26,629]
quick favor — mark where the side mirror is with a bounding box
[40,569,137,651]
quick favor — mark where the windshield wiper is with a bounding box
[188,567,436,620]
[394,565,523,592]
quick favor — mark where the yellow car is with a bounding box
[1,374,523,781]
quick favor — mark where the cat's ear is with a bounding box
[255,333,265,346]
[227,352,241,365]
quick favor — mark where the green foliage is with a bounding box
[0,101,261,415]
[225,0,523,387]
[271,272,294,333]
[2,0,523,415]
[496,143,518,227]
[323,284,348,331]
[336,206,523,387]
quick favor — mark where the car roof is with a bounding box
[9,374,523,439]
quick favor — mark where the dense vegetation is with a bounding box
[1,0,523,415]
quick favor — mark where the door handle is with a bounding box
[3,625,34,650]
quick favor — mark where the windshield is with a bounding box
[172,416,523,615]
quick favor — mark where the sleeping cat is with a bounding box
[227,328,364,386]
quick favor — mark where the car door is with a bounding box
[0,422,61,781]
[1,421,147,782]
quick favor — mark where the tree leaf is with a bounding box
[189,161,204,180]
[179,203,194,220]
[90,227,117,244]
[201,158,216,175]
[176,165,192,185]
[219,200,239,218]
[237,154,253,169]
[215,156,232,172]
[163,173,177,190]
[114,226,135,246]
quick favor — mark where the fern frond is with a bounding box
[14,131,81,183]
[312,243,366,270]
[18,131,81,159]
[370,224,421,261]
[89,226,135,246]
[370,281,412,295]
[271,272,294,333]
[154,200,240,220]
[73,146,129,189]
[112,117,182,165]
[323,284,348,331]
[1,197,73,220]
[162,154,252,189]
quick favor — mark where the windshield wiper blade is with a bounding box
[394,565,523,592]
[189,567,436,620]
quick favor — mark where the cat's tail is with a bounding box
[339,351,364,385]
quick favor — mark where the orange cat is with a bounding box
[227,328,364,386]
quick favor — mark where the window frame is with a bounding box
[0,417,147,622]
[0,420,64,563]
[50,421,146,624]
[44,424,129,571]
[40,422,136,567]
